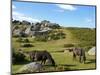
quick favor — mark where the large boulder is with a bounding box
[17,62,43,73]
[88,47,96,55]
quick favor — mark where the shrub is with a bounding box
[12,50,26,64]
[21,43,34,47]
[13,35,20,38]
[16,37,23,42]
[34,36,48,42]
[24,38,30,43]
[51,35,60,40]
[49,32,66,40]
[64,43,74,47]
[16,38,30,43]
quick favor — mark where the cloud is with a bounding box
[56,4,77,11]
[16,16,40,22]
[12,5,16,9]
[13,11,24,16]
[85,18,95,28]
[85,18,93,23]
[54,9,65,12]
[12,11,40,22]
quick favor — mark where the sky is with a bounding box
[12,1,96,28]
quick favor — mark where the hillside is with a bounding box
[12,24,96,74]
[65,27,96,51]
[12,27,96,52]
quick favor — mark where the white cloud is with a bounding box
[54,9,65,12]
[13,11,24,16]
[56,4,77,11]
[12,11,40,22]
[86,18,93,23]
[12,5,16,9]
[16,16,40,22]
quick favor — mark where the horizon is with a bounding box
[12,1,96,28]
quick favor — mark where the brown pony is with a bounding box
[28,50,55,66]
[68,48,86,63]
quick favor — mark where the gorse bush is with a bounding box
[13,35,20,38]
[48,31,66,40]
[21,43,34,47]
[16,38,30,43]
[34,36,48,42]
[63,43,74,47]
[50,34,60,40]
[12,50,26,64]
[34,32,66,42]
[24,38,30,43]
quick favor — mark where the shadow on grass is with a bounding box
[50,50,64,53]
[85,59,96,64]
[60,64,76,67]
[12,61,31,65]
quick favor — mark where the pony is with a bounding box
[28,50,55,66]
[68,47,86,63]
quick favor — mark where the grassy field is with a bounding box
[12,52,96,74]
[12,28,96,74]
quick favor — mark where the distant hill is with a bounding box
[65,27,96,51]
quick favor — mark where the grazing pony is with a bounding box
[68,48,86,63]
[28,50,55,66]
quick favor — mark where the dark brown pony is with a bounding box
[28,50,55,66]
[68,48,86,63]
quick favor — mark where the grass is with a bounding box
[12,28,78,52]
[12,52,96,74]
[12,28,96,74]
[66,27,96,49]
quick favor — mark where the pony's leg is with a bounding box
[38,68,41,72]
[41,61,43,64]
[42,60,45,65]
[73,53,76,61]
[43,60,46,65]
[83,56,86,64]
[79,56,82,63]
[30,55,34,62]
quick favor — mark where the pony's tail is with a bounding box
[84,55,86,61]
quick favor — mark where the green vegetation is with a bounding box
[12,49,26,64]
[12,52,96,74]
[21,43,34,47]
[63,43,74,48]
[66,27,96,51]
[12,22,96,74]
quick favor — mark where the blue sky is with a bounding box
[12,1,96,28]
